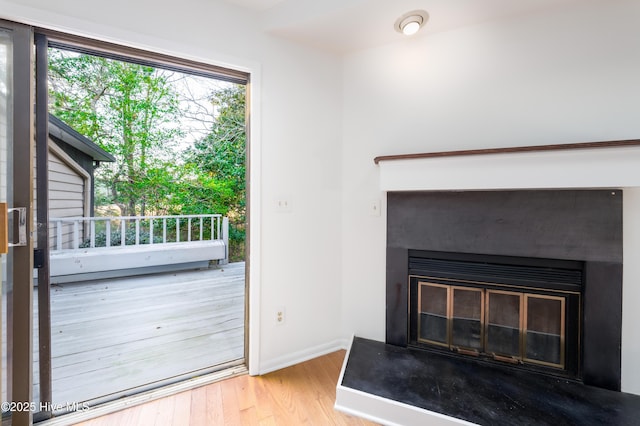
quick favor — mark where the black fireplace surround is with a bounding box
[386,190,623,391]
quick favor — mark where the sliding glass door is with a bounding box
[2,20,250,422]
[0,19,35,426]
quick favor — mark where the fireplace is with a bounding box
[386,190,622,391]
[408,250,582,380]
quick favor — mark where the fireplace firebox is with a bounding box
[408,251,581,379]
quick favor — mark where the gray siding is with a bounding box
[49,149,86,249]
[34,140,89,250]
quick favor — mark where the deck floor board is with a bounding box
[31,262,245,407]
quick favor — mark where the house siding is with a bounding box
[49,147,86,249]
[33,139,89,249]
[51,136,97,214]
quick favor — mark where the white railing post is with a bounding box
[199,217,204,241]
[187,217,192,242]
[90,220,96,248]
[135,218,140,245]
[221,216,229,265]
[163,218,167,243]
[121,219,126,246]
[211,216,215,240]
[106,220,111,247]
[56,221,62,251]
[73,220,79,249]
[176,218,180,242]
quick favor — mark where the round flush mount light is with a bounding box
[394,10,429,36]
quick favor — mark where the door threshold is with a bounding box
[35,362,247,426]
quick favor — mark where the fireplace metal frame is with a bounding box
[408,250,583,380]
[414,278,572,370]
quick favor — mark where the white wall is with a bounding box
[341,0,640,394]
[0,0,345,374]
[623,188,640,394]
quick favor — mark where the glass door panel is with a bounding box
[451,287,483,351]
[418,283,449,346]
[524,295,565,367]
[1,19,35,425]
[0,26,11,419]
[486,290,522,358]
[42,41,247,411]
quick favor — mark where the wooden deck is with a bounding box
[32,262,245,409]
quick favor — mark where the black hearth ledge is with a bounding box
[338,336,640,426]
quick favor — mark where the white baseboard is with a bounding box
[258,337,350,375]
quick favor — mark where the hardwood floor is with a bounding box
[74,351,377,426]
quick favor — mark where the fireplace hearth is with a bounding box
[386,190,622,391]
[338,336,640,425]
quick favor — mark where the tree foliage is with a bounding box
[48,49,247,260]
[182,85,247,260]
[49,49,183,216]
[187,85,246,214]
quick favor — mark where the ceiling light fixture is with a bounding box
[394,10,429,36]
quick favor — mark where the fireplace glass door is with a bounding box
[486,290,522,360]
[451,287,483,352]
[419,284,449,346]
[417,281,566,369]
[524,295,565,367]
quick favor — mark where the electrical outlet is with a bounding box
[276,306,285,325]
[370,199,381,216]
[276,197,292,213]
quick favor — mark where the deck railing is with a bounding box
[49,214,228,253]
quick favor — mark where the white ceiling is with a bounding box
[222,0,583,54]
[222,0,288,11]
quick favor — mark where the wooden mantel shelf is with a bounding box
[373,139,640,165]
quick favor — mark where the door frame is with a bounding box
[0,18,35,426]
[36,29,252,409]
[2,19,255,423]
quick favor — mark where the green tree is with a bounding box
[48,49,247,260]
[187,85,246,213]
[186,85,247,260]
[48,49,182,216]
